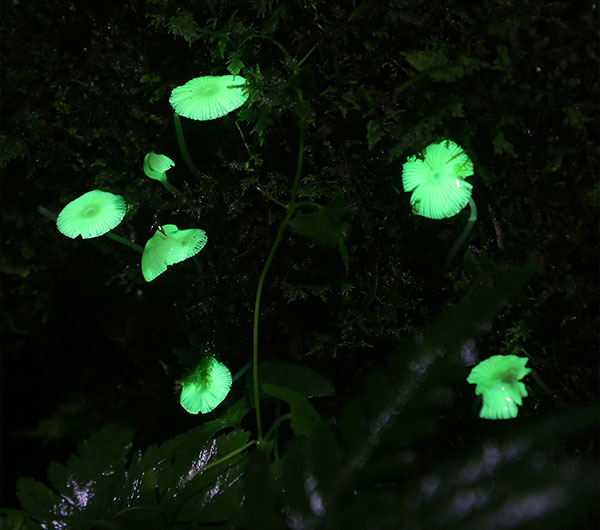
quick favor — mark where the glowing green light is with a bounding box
[143,152,179,194]
[402,139,474,219]
[143,151,174,181]
[467,355,531,420]
[141,224,207,282]
[56,190,127,239]
[180,357,232,414]
[169,75,248,121]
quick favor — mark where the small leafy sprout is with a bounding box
[143,152,179,194]
[401,139,474,219]
[169,75,249,121]
[180,357,232,414]
[467,355,531,420]
[141,224,207,282]
[56,190,127,239]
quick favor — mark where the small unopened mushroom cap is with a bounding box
[57,190,127,239]
[169,75,249,121]
[141,224,208,282]
[467,355,531,420]
[401,140,474,219]
[143,152,175,182]
[180,358,232,414]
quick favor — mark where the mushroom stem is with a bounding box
[104,233,143,253]
[232,360,252,383]
[173,112,203,184]
[161,179,181,195]
[442,197,478,272]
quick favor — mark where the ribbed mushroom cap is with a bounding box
[180,358,232,414]
[141,224,207,282]
[401,140,474,219]
[169,75,248,121]
[467,355,531,420]
[143,152,175,182]
[56,190,127,239]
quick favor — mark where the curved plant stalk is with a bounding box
[255,186,288,209]
[173,112,203,183]
[252,90,305,442]
[235,119,253,159]
[442,197,477,272]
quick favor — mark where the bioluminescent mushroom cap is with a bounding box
[143,152,175,182]
[169,75,248,121]
[180,357,232,414]
[141,224,207,282]
[467,355,531,420]
[56,190,127,239]
[401,140,474,219]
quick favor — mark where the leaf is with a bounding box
[366,120,384,150]
[167,12,201,46]
[258,360,335,398]
[16,478,58,518]
[239,447,282,529]
[262,383,322,437]
[169,430,251,524]
[288,197,347,249]
[227,52,245,76]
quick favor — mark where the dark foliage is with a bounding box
[1,0,598,528]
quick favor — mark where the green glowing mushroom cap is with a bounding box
[143,152,175,182]
[401,139,474,219]
[56,190,127,239]
[169,75,248,121]
[141,224,207,282]
[467,355,531,420]
[180,357,232,414]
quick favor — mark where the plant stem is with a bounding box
[442,197,477,272]
[173,112,203,183]
[37,206,142,253]
[252,90,305,442]
[235,119,253,159]
[200,440,257,475]
[255,186,287,209]
[264,411,291,442]
[293,201,321,210]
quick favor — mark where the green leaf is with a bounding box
[169,430,251,524]
[227,52,245,76]
[262,383,322,437]
[167,12,200,45]
[288,197,347,249]
[239,447,282,529]
[366,120,384,150]
[258,360,335,398]
[16,478,58,518]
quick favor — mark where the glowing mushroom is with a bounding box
[141,224,207,282]
[180,357,232,414]
[400,139,477,270]
[169,75,249,121]
[56,190,127,239]
[467,355,531,420]
[143,152,179,194]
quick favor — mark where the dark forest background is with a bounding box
[1,0,598,528]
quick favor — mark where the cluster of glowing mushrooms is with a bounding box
[54,74,531,419]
